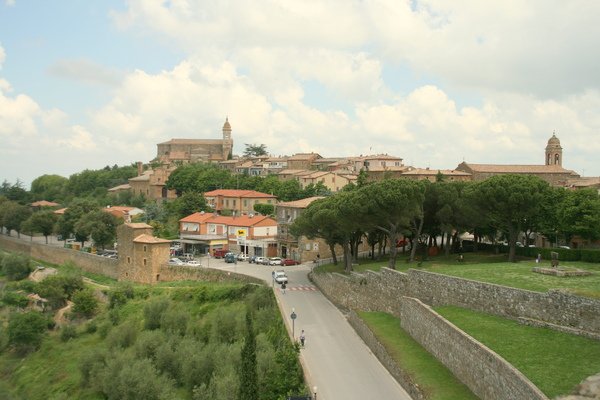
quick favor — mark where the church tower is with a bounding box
[222,117,233,160]
[545,132,563,166]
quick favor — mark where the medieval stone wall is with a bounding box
[0,235,118,279]
[158,264,263,285]
[399,297,547,400]
[312,268,600,336]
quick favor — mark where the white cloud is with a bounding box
[4,0,15,7]
[47,59,123,87]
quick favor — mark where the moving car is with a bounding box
[268,257,283,266]
[282,259,300,266]
[273,270,288,284]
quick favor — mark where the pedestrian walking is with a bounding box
[300,330,305,347]
[281,281,286,294]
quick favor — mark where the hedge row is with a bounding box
[462,241,600,263]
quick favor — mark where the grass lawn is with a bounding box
[435,305,600,398]
[316,252,600,298]
[359,311,477,400]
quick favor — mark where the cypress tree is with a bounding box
[238,310,258,400]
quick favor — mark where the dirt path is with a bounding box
[54,300,73,328]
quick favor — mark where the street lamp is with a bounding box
[290,308,297,339]
[313,386,317,400]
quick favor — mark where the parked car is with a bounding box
[559,245,571,249]
[237,253,249,261]
[273,270,288,284]
[169,258,184,266]
[224,253,236,263]
[282,259,300,266]
[254,256,267,265]
[268,257,283,266]
[186,260,201,267]
[213,249,228,258]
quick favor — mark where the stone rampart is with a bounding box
[0,235,118,278]
[408,269,600,336]
[347,310,425,400]
[158,264,264,285]
[399,297,547,400]
[311,268,600,336]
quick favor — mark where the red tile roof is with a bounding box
[179,212,217,223]
[209,215,276,227]
[203,189,276,198]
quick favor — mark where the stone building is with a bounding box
[117,223,171,284]
[128,163,178,202]
[456,133,580,186]
[156,118,233,164]
[203,189,277,215]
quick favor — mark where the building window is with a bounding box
[143,245,147,252]
[127,256,131,264]
[143,258,147,266]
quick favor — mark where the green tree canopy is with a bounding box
[1,201,32,238]
[21,210,58,244]
[166,163,233,195]
[467,174,551,262]
[243,143,268,157]
[7,311,49,352]
[30,174,68,202]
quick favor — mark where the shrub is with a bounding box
[60,324,78,342]
[135,330,166,361]
[1,290,29,308]
[106,321,138,349]
[143,297,170,330]
[79,349,106,386]
[108,282,135,309]
[580,249,600,263]
[7,311,48,352]
[72,289,99,318]
[1,254,31,281]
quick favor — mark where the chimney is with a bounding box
[137,161,143,176]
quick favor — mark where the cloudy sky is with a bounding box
[1,1,600,188]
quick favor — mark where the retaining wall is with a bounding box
[312,268,600,336]
[399,297,547,400]
[0,235,118,278]
[158,264,264,285]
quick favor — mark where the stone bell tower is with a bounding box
[222,117,233,160]
[545,132,563,166]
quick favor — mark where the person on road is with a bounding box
[281,281,287,294]
[300,330,305,347]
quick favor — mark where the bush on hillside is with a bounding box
[7,311,49,353]
[1,254,31,281]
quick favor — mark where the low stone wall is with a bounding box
[408,269,600,336]
[159,264,264,285]
[311,268,600,337]
[399,297,547,400]
[347,311,425,400]
[0,235,118,279]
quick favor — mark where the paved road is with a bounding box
[212,259,412,400]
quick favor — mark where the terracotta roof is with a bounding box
[278,169,307,175]
[301,171,329,179]
[265,156,288,162]
[567,177,600,187]
[133,234,171,244]
[127,222,153,229]
[277,196,326,209]
[179,212,217,223]
[460,163,577,174]
[129,171,152,181]
[402,168,471,176]
[367,165,409,172]
[158,138,225,145]
[287,153,321,161]
[30,200,59,207]
[209,215,277,227]
[54,208,67,215]
[108,184,131,192]
[203,189,276,198]
[361,154,403,161]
